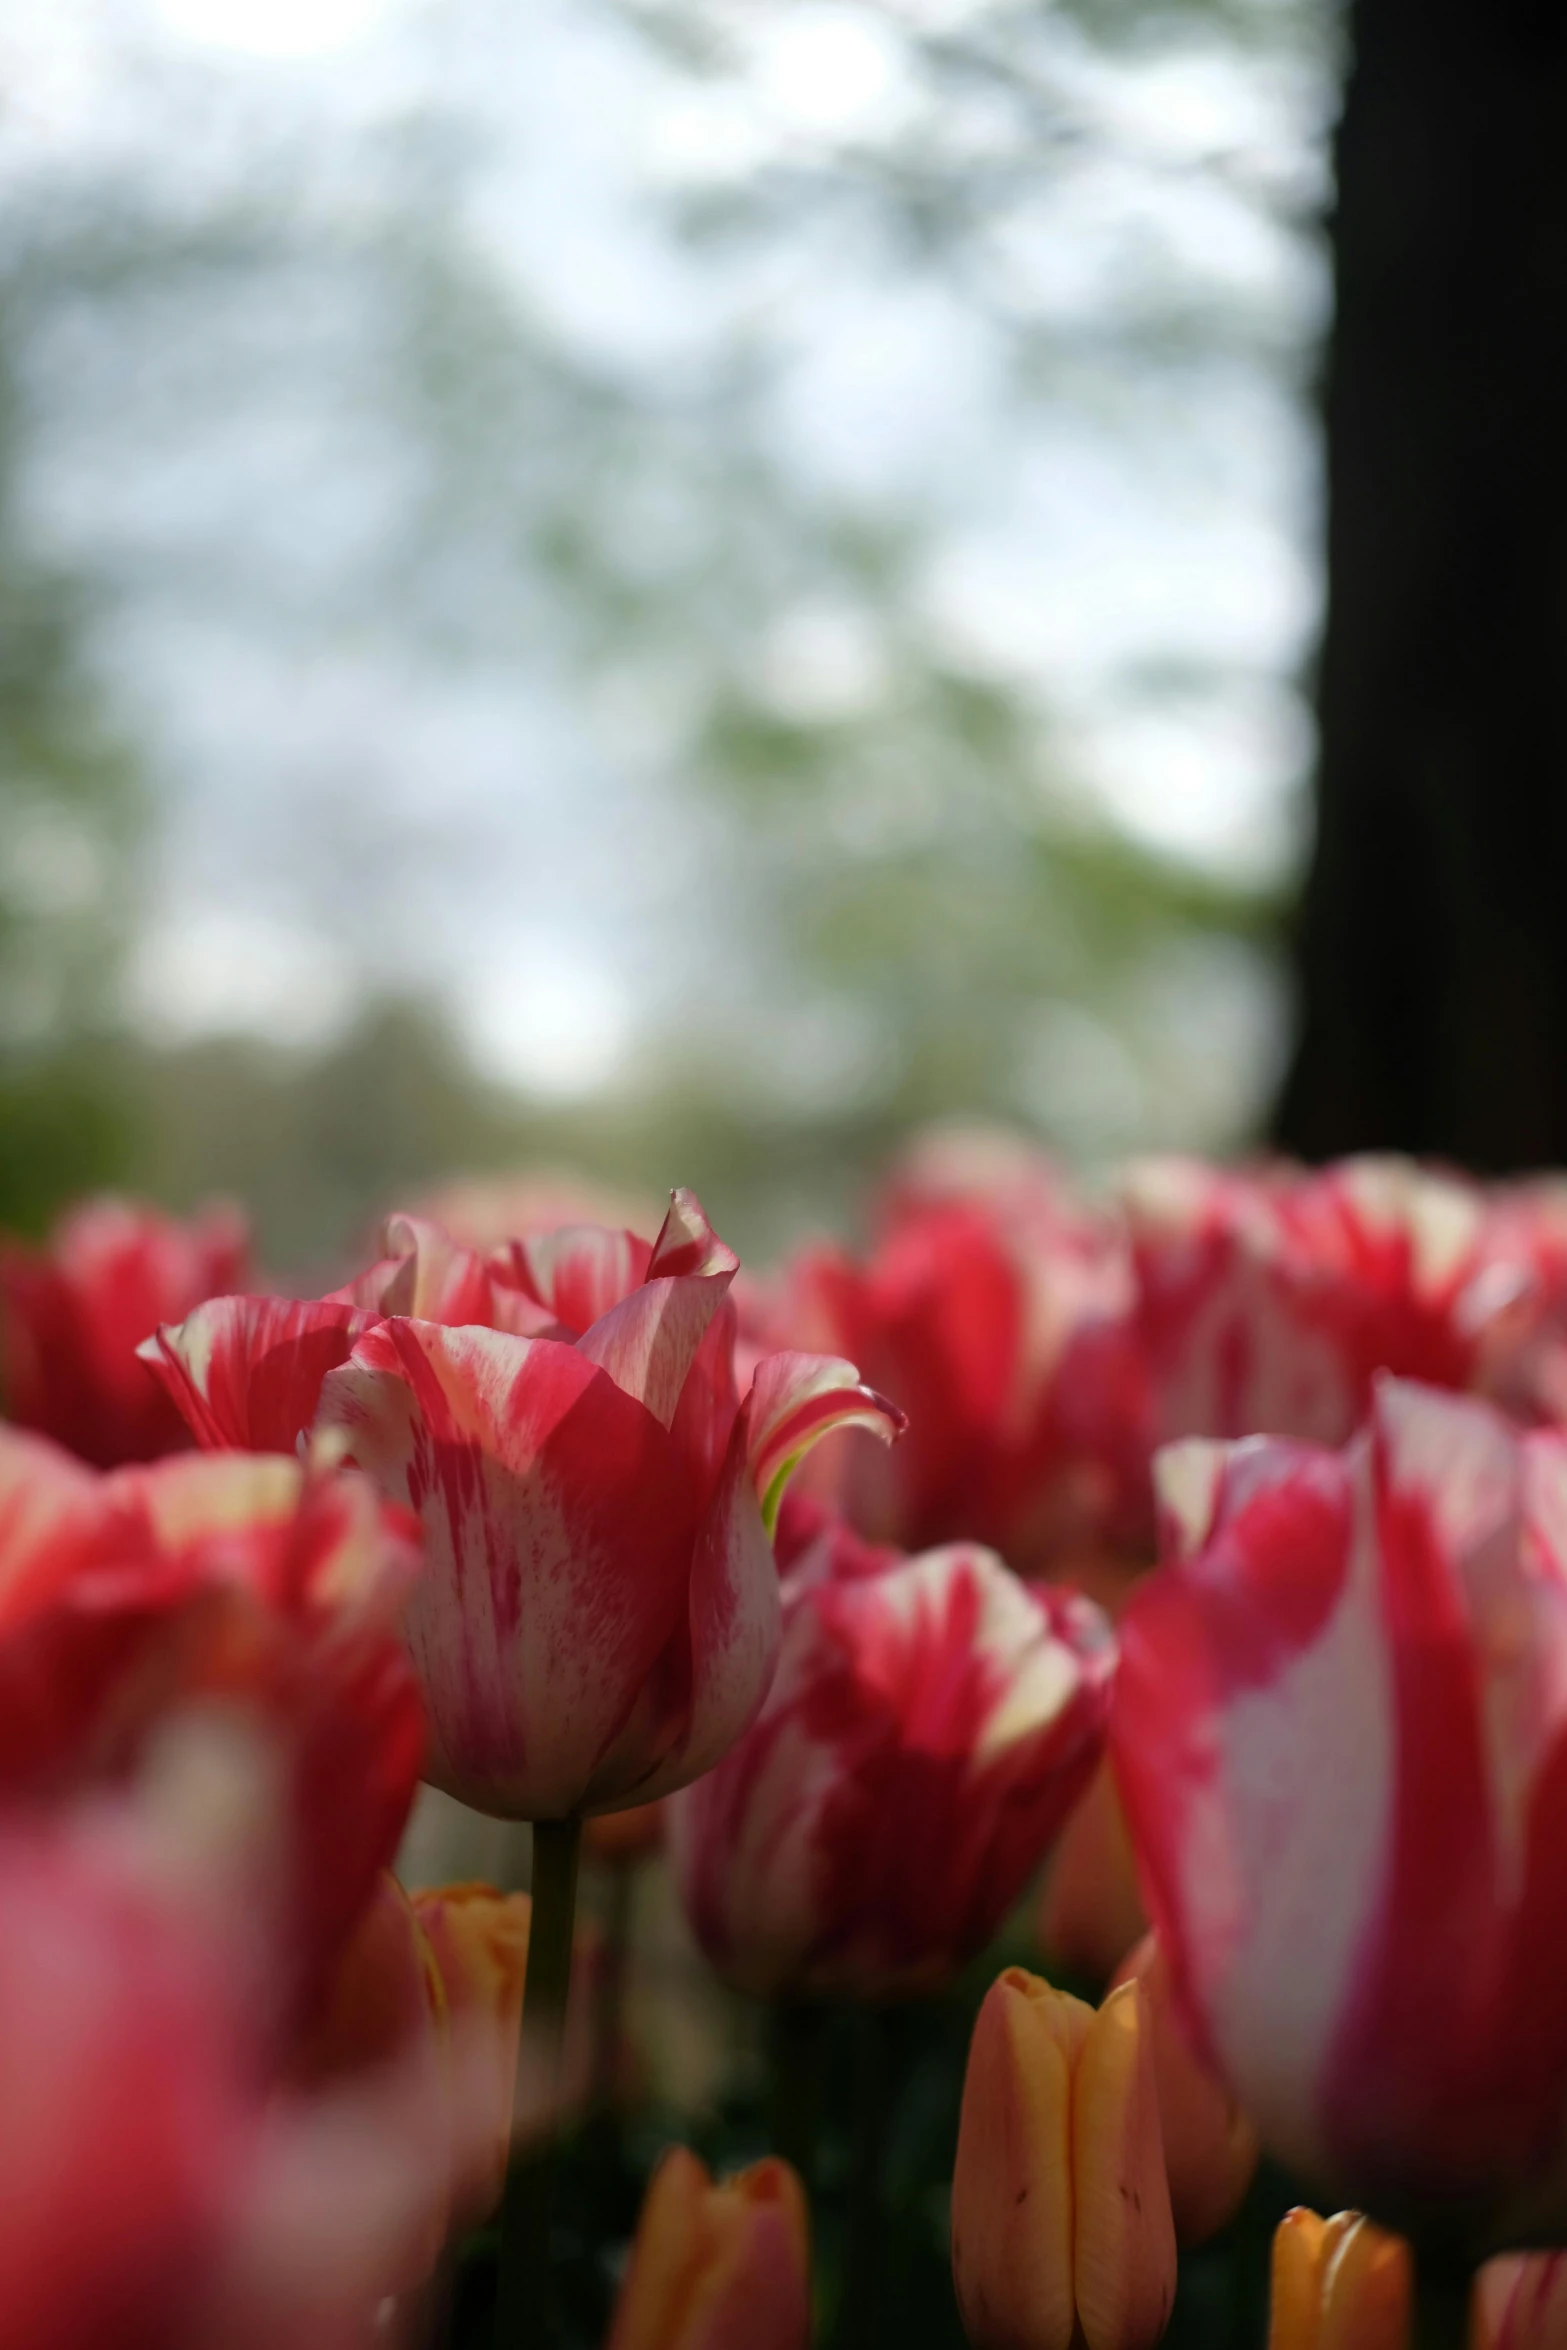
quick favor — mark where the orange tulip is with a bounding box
[1111,1934,1258,2246]
[412,1880,531,2208]
[606,2145,810,2350]
[1267,2208,1411,2350]
[952,1966,1176,2350]
[1473,2254,1567,2350]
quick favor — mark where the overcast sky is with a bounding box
[0,0,1329,1119]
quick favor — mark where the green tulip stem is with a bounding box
[493,1814,582,2350]
[589,1857,635,2118]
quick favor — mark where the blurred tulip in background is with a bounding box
[1114,1377,1567,2247]
[1474,2254,1567,2350]
[1266,2208,1411,2350]
[672,1514,1114,1999]
[0,1195,248,1467]
[1110,1933,1258,2247]
[604,2145,811,2350]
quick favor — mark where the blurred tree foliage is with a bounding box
[0,261,143,1232]
[0,0,1323,1268]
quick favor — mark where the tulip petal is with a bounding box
[607,2147,810,2350]
[951,1967,1085,2350]
[576,1193,739,1429]
[1071,1979,1177,2350]
[606,2144,712,2350]
[412,1882,532,2215]
[744,1352,907,1532]
[140,1296,376,1453]
[677,2161,811,2350]
[1316,2213,1411,2350]
[0,1424,99,1605]
[1112,1427,1394,2185]
[0,1195,249,1468]
[1110,1935,1258,2249]
[606,1411,782,1811]
[1473,2253,1567,2350]
[1269,2208,1332,2350]
[317,1320,698,1819]
[495,1224,653,1335]
[340,1215,496,1324]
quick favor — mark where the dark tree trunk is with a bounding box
[1275,0,1567,1172]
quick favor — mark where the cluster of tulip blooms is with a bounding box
[8,1134,1567,2348]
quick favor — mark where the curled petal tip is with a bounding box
[744,1351,908,1534]
[652,1189,741,1283]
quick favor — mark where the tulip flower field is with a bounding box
[7,1136,1567,2348]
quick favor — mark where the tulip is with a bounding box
[296,1871,601,2232]
[411,1879,562,2206]
[1109,1934,1258,2246]
[141,1201,683,1455]
[1112,1376,1567,2248]
[152,1191,903,1822]
[1474,2254,1567,2349]
[0,1745,478,2350]
[605,2145,811,2350]
[1,1194,247,1466]
[671,1516,1115,2000]
[766,1139,1152,1574]
[1267,2209,1411,2350]
[0,1423,425,2012]
[951,1965,1176,2350]
[1122,1153,1549,1451]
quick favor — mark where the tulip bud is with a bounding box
[1111,1934,1258,2246]
[1073,1982,1178,2350]
[1267,2208,1411,2350]
[1473,2253,1567,2350]
[952,1965,1176,2350]
[606,2145,810,2350]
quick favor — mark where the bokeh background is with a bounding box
[0,0,1326,1266]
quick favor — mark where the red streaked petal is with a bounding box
[362,1215,496,1324]
[604,1414,782,1811]
[646,1189,740,1284]
[0,1425,101,1609]
[316,1320,698,1820]
[140,1296,377,1453]
[744,1352,907,1532]
[576,1196,738,1429]
[493,1224,653,1335]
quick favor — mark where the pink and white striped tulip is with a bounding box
[1475,2253,1567,2349]
[1112,1376,1567,2247]
[1123,1154,1544,1451]
[671,1515,1115,1999]
[1,1195,248,1467]
[148,1193,903,1822]
[767,1134,1151,1574]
